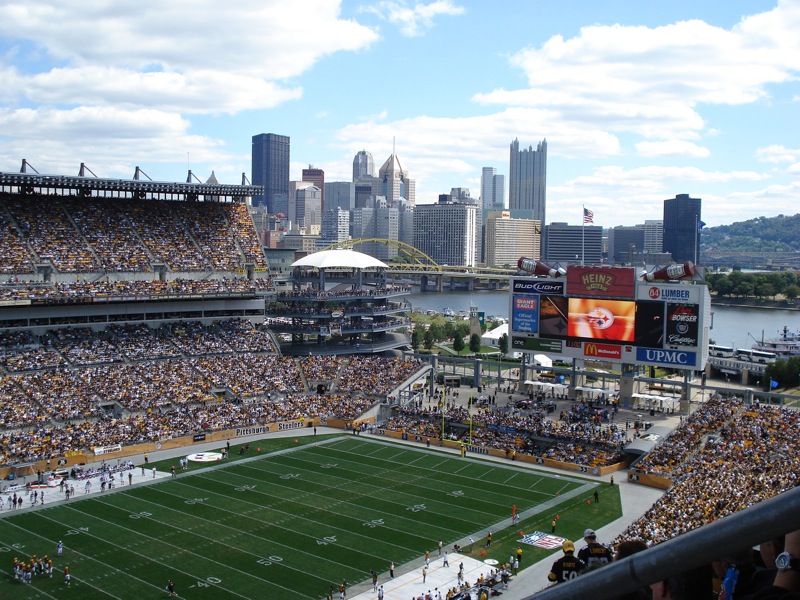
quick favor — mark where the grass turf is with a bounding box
[0,435,620,599]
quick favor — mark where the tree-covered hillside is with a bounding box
[701,214,800,252]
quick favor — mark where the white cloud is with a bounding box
[636,140,711,158]
[0,0,378,114]
[755,145,800,163]
[0,106,226,178]
[474,2,800,144]
[363,1,465,37]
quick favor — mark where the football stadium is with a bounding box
[1,170,799,599]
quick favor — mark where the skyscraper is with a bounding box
[662,194,702,263]
[352,150,375,181]
[413,200,477,267]
[480,167,506,210]
[508,139,547,222]
[302,166,325,210]
[251,133,290,214]
[378,151,415,206]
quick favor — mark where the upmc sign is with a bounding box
[584,343,621,360]
[636,347,697,367]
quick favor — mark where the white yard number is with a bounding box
[234,485,256,492]
[363,519,384,528]
[185,498,209,504]
[190,576,222,588]
[129,512,152,519]
[449,490,464,497]
[65,527,90,535]
[280,473,300,480]
[406,504,426,512]
[0,543,25,552]
[320,463,338,469]
[316,536,337,545]
[257,556,283,566]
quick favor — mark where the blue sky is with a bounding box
[0,0,798,227]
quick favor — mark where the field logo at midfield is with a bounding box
[520,531,566,549]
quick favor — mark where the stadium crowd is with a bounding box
[0,193,267,275]
[0,327,425,464]
[618,398,800,547]
[379,401,628,467]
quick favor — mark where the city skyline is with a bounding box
[1,1,799,227]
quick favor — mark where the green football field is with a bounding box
[0,435,619,599]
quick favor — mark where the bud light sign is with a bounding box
[636,347,697,367]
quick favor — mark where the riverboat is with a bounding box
[751,326,800,358]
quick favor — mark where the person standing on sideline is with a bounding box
[516,546,523,566]
[371,569,378,592]
[152,467,156,478]
[438,540,443,555]
[422,565,427,583]
[512,504,517,525]
[551,518,557,533]
[144,453,149,464]
[443,551,449,567]
[594,490,599,503]
[128,472,133,485]
[377,585,384,600]
[486,531,492,547]
[469,537,474,552]
[389,562,394,578]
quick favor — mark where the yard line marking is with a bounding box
[44,504,290,599]
[127,481,417,568]
[1,517,169,599]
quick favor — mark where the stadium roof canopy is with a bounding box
[292,249,388,270]
[0,171,262,201]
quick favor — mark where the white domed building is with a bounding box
[266,249,412,356]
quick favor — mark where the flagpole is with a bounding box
[581,205,585,266]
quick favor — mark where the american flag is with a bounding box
[583,208,594,224]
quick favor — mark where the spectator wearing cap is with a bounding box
[578,528,613,571]
[548,540,585,585]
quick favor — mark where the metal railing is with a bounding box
[526,485,800,599]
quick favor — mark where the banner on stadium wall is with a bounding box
[93,444,122,455]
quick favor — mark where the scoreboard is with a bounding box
[509,266,710,370]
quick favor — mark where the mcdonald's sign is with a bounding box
[583,342,621,359]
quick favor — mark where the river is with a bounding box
[406,290,798,349]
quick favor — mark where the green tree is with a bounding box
[784,284,799,303]
[469,333,482,354]
[411,329,420,352]
[499,333,509,358]
[424,329,434,351]
[452,334,465,355]
[429,323,446,342]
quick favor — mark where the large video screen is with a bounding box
[634,300,665,347]
[538,295,568,339]
[567,298,636,343]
